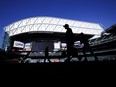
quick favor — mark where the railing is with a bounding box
[90,35,116,46]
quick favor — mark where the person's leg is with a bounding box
[65,44,71,62]
[48,57,51,63]
[87,45,98,61]
[82,47,87,61]
[90,49,98,61]
[65,49,71,63]
[74,48,82,62]
[44,57,46,63]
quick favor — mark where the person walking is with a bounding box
[63,24,75,62]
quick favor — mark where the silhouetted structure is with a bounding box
[63,24,75,62]
[72,47,78,57]
[79,32,98,61]
[61,50,67,58]
[0,49,7,63]
[44,46,51,63]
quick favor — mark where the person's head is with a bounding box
[80,32,84,35]
[63,24,69,29]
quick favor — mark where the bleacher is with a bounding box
[28,51,62,58]
[89,34,115,46]
[89,24,116,54]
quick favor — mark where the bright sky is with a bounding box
[0,0,116,47]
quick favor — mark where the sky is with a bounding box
[0,0,116,48]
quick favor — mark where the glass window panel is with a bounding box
[50,18,60,24]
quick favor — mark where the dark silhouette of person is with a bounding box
[44,46,51,63]
[61,50,67,58]
[79,32,98,61]
[63,24,75,62]
[23,51,30,63]
[72,47,78,57]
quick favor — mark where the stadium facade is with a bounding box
[2,16,104,52]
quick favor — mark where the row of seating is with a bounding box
[89,24,116,46]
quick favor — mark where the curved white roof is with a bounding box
[4,16,104,36]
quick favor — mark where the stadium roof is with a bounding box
[4,16,104,36]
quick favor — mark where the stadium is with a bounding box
[2,16,104,51]
[1,16,106,63]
